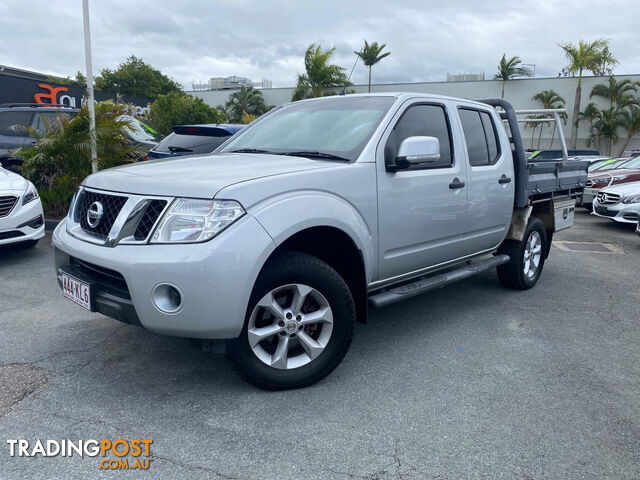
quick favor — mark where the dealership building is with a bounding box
[190,74,640,153]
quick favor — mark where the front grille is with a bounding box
[70,257,129,293]
[0,195,18,218]
[0,230,24,240]
[78,190,127,239]
[596,192,620,205]
[134,200,167,240]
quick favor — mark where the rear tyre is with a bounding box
[229,252,355,390]
[497,217,547,290]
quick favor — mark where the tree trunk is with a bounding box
[549,123,557,149]
[501,81,505,99]
[618,134,633,157]
[368,67,372,93]
[570,76,582,150]
[531,125,537,149]
[537,123,544,149]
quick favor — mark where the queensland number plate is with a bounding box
[61,273,91,310]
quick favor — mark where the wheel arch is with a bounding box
[259,225,369,324]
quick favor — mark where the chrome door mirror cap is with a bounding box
[395,136,440,169]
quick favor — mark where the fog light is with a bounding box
[152,283,183,314]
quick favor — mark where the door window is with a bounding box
[385,104,453,168]
[31,112,60,136]
[459,108,501,166]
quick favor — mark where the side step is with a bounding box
[368,254,510,308]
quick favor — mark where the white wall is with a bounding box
[189,74,640,155]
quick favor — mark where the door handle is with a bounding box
[449,178,465,189]
[498,175,512,184]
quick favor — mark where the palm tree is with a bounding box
[224,86,267,123]
[558,39,617,149]
[579,102,601,136]
[590,76,638,109]
[581,105,622,155]
[617,106,640,156]
[532,90,566,148]
[292,44,351,101]
[525,116,542,150]
[354,40,391,93]
[494,54,532,98]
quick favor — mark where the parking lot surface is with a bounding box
[1,211,639,479]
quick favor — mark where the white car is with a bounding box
[592,181,640,224]
[0,165,45,248]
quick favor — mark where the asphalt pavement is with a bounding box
[0,210,638,479]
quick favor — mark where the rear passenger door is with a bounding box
[376,100,468,281]
[457,106,514,255]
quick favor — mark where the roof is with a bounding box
[172,124,244,135]
[289,92,495,108]
[0,103,79,112]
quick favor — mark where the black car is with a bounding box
[146,124,244,160]
[0,103,78,172]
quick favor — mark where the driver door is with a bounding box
[376,100,468,281]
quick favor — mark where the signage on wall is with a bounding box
[33,84,72,105]
[32,83,149,115]
[0,74,151,115]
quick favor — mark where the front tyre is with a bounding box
[497,217,547,290]
[229,252,355,390]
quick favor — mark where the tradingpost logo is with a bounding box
[6,439,153,470]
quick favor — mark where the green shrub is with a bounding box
[19,101,145,218]
[148,92,225,136]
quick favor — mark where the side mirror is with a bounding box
[394,136,440,170]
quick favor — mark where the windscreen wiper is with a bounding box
[228,148,275,154]
[282,151,350,162]
[168,146,193,153]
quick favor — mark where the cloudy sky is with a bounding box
[1,0,638,89]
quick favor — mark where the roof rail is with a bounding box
[0,103,77,108]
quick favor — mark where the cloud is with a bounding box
[0,0,637,89]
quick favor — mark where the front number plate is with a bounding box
[61,273,91,310]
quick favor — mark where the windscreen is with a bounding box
[620,156,640,169]
[155,132,231,154]
[121,116,159,143]
[220,96,396,161]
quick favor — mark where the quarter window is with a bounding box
[459,108,501,166]
[385,104,453,168]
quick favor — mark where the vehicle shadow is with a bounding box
[45,271,504,398]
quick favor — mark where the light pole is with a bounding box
[522,63,536,78]
[82,0,98,173]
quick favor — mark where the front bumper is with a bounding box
[0,196,45,246]
[581,187,599,205]
[52,215,276,339]
[592,200,640,224]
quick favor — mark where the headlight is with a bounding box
[612,175,628,182]
[622,194,640,204]
[22,181,39,205]
[151,198,245,243]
